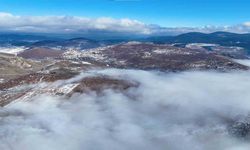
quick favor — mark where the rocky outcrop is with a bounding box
[71,76,138,94]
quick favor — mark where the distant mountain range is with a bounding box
[0,33,62,46]
[1,31,250,55]
[145,32,250,52]
[0,33,126,50]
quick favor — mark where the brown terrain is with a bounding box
[0,52,48,80]
[0,55,135,106]
[71,76,138,95]
[0,42,249,106]
[18,47,63,59]
[77,42,248,71]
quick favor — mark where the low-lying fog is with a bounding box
[1,66,250,150]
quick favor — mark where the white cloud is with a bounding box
[0,12,151,34]
[0,12,250,35]
[243,22,250,27]
[2,68,250,149]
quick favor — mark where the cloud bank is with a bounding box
[0,12,250,36]
[1,69,250,150]
[0,12,151,35]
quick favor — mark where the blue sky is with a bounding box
[0,0,249,36]
[0,0,249,27]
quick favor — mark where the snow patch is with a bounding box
[234,59,250,67]
[0,46,27,55]
[0,79,4,83]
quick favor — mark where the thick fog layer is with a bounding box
[1,69,250,150]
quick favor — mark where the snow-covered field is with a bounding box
[0,46,27,54]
